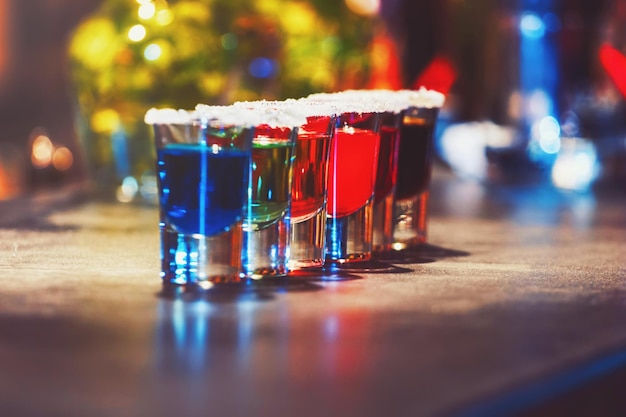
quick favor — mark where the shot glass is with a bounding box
[373,110,402,252]
[145,107,254,288]
[289,101,336,270]
[236,100,335,271]
[306,92,387,264]
[326,110,381,263]
[392,88,445,250]
[232,101,306,278]
[330,90,407,253]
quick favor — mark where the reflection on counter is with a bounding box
[152,289,375,385]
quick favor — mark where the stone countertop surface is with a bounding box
[0,172,625,417]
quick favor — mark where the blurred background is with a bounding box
[0,0,625,204]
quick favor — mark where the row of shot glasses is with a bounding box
[145,88,444,288]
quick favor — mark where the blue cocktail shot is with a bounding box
[146,108,254,287]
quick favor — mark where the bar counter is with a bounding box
[0,168,625,417]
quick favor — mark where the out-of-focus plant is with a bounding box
[71,0,374,105]
[68,0,374,200]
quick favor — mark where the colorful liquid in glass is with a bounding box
[395,116,436,200]
[374,123,400,204]
[327,126,380,218]
[157,144,249,236]
[248,125,295,230]
[291,117,332,222]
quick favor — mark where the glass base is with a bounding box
[392,191,429,251]
[243,217,290,278]
[325,199,373,263]
[160,225,243,286]
[289,207,326,270]
[373,192,395,252]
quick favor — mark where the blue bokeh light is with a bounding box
[248,57,277,79]
[520,13,545,39]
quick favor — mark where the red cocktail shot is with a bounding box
[327,125,380,218]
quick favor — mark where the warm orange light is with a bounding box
[344,0,380,16]
[0,0,8,83]
[52,147,74,171]
[368,32,402,90]
[0,164,10,200]
[31,135,54,169]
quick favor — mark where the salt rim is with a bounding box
[399,87,445,109]
[306,92,380,114]
[307,90,406,114]
[144,108,195,125]
[144,88,445,125]
[145,104,304,128]
[194,104,268,127]
[229,100,308,128]
[235,98,337,118]
[336,89,412,114]
[308,87,445,113]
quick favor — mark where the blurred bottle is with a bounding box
[388,0,624,191]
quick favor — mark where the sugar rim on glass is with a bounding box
[144,108,196,125]
[307,87,445,113]
[196,104,308,128]
[145,104,307,128]
[235,98,338,120]
[398,87,445,109]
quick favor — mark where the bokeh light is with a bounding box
[520,12,545,39]
[117,176,139,203]
[31,134,54,169]
[248,57,277,79]
[138,2,156,20]
[156,9,174,26]
[144,43,162,61]
[52,147,74,171]
[91,109,120,134]
[220,33,238,50]
[551,138,600,191]
[345,0,380,16]
[128,24,146,42]
[536,116,561,155]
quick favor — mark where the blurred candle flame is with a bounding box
[30,131,74,172]
[31,134,54,169]
[52,147,74,171]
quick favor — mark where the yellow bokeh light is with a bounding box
[69,18,119,71]
[279,3,317,35]
[255,0,282,15]
[199,72,225,96]
[128,24,146,42]
[91,109,120,133]
[52,147,74,171]
[171,2,210,23]
[156,9,174,26]
[138,2,156,20]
